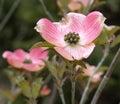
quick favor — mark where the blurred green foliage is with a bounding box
[0,0,120,104]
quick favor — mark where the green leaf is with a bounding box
[108,26,120,38]
[55,62,66,79]
[44,60,58,79]
[77,60,86,69]
[16,76,32,98]
[61,0,69,10]
[94,30,108,45]
[97,66,108,72]
[12,94,26,104]
[31,41,55,49]
[31,78,42,99]
[52,55,66,79]
[94,26,120,45]
[0,89,14,101]
[111,35,120,48]
[16,75,25,84]
[17,80,32,98]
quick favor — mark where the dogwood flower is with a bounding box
[76,63,103,83]
[35,11,105,61]
[57,0,94,11]
[82,63,103,83]
[40,85,51,96]
[68,0,94,11]
[3,48,48,72]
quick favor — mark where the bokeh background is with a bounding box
[0,0,120,104]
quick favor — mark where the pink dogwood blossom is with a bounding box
[3,48,48,72]
[40,85,51,96]
[76,63,103,83]
[82,63,103,83]
[57,0,94,11]
[68,0,94,11]
[35,11,105,61]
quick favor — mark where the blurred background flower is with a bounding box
[2,47,48,71]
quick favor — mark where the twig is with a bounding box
[71,70,76,104]
[43,74,52,85]
[91,47,120,104]
[83,0,93,14]
[71,78,76,104]
[79,44,109,104]
[39,0,54,21]
[29,98,37,104]
[0,0,20,31]
[49,85,57,104]
[57,85,66,104]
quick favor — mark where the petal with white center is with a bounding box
[55,43,95,60]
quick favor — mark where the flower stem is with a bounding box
[71,69,76,104]
[39,0,54,21]
[49,85,57,104]
[71,78,75,104]
[58,85,66,104]
[83,0,92,14]
[91,47,120,104]
[29,98,37,104]
[79,44,109,104]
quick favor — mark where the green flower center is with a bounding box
[23,59,32,64]
[64,32,80,44]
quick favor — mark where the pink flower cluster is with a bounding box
[3,48,48,72]
[35,11,105,60]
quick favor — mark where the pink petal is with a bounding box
[40,85,51,96]
[83,63,96,76]
[92,72,103,83]
[14,49,27,61]
[80,11,106,45]
[68,1,81,11]
[3,50,24,68]
[55,12,86,34]
[5,54,23,68]
[23,64,44,72]
[30,48,46,65]
[54,47,73,60]
[35,18,64,47]
[55,43,95,60]
[30,48,48,59]
[2,51,12,58]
